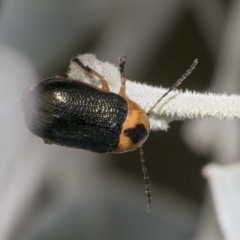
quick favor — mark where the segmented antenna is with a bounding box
[118,55,151,211]
[117,57,197,212]
[140,147,151,212]
[147,59,198,115]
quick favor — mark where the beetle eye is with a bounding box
[124,124,148,144]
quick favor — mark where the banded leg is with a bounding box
[118,55,127,97]
[72,57,109,92]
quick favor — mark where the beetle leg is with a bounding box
[72,57,109,92]
[52,75,64,79]
[118,55,127,97]
[43,138,53,145]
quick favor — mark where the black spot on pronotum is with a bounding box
[124,124,148,144]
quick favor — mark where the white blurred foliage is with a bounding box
[203,163,240,240]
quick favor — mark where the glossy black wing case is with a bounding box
[21,78,128,153]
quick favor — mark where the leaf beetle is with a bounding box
[21,55,198,211]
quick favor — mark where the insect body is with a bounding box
[21,55,197,211]
[21,57,150,153]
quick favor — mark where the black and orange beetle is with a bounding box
[21,55,198,211]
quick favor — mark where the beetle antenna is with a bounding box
[118,55,126,78]
[146,59,198,115]
[140,147,151,212]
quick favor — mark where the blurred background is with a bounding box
[0,0,239,239]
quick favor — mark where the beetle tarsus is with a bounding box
[72,57,109,92]
[72,57,91,73]
[118,55,127,97]
[118,55,126,78]
[43,138,53,145]
[52,75,64,79]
